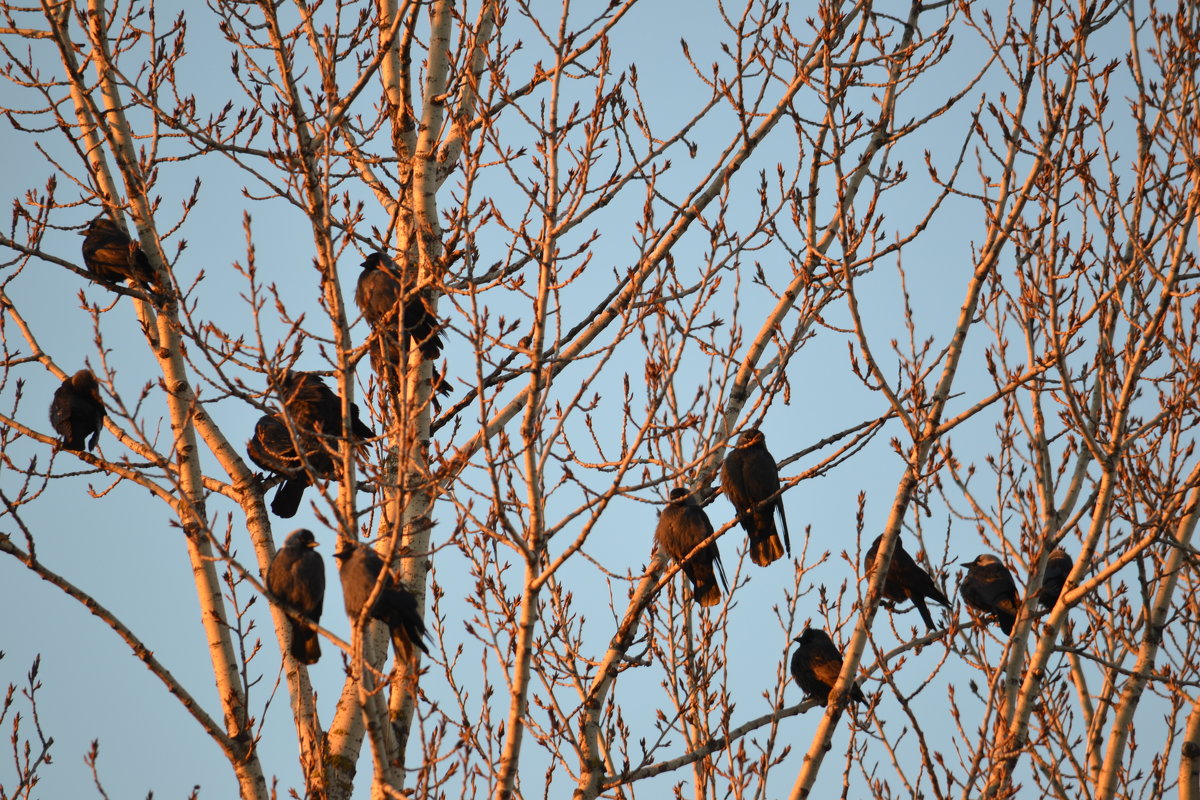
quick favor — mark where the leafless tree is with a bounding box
[1,1,1198,799]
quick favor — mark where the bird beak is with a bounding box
[959,560,973,568]
[306,540,319,549]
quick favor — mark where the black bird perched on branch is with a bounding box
[863,534,951,630]
[79,216,156,286]
[654,487,727,607]
[278,370,375,441]
[334,542,429,659]
[356,251,444,361]
[247,414,319,518]
[960,554,1020,635]
[267,529,325,665]
[722,428,791,566]
[355,251,450,409]
[790,627,866,707]
[246,371,375,518]
[49,369,106,452]
[1038,548,1073,611]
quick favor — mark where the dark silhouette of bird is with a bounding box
[278,370,375,442]
[267,528,325,665]
[654,487,727,607]
[960,554,1020,635]
[246,371,375,518]
[790,627,866,706]
[246,414,320,518]
[49,369,106,451]
[721,428,791,566]
[1038,548,1073,611]
[334,542,429,659]
[356,251,444,361]
[863,534,951,630]
[79,216,156,285]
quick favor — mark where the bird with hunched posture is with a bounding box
[267,529,325,665]
[246,414,322,518]
[49,369,106,452]
[790,627,866,706]
[356,251,444,361]
[334,542,429,659]
[722,428,791,566]
[863,534,950,630]
[80,216,156,285]
[655,487,727,607]
[246,371,375,518]
[1038,548,1073,611]
[960,553,1021,635]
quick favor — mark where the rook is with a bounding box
[655,487,727,607]
[246,371,375,518]
[790,627,866,706]
[722,428,791,566]
[334,542,429,659]
[80,216,156,285]
[960,554,1020,635]
[863,534,950,630]
[267,529,325,665]
[49,369,106,452]
[1038,548,1073,611]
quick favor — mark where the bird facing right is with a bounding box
[267,529,326,665]
[654,487,727,607]
[721,428,791,567]
[790,627,866,707]
[334,542,429,660]
[863,534,950,630]
[49,369,106,452]
[960,553,1020,635]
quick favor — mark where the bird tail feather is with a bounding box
[914,596,936,630]
[695,580,721,607]
[271,478,306,518]
[290,623,321,665]
[749,534,784,567]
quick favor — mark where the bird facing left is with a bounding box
[79,216,157,286]
[790,627,867,707]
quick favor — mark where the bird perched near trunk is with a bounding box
[863,534,950,630]
[79,216,157,286]
[334,542,429,659]
[246,414,321,518]
[49,369,106,452]
[356,251,444,361]
[246,371,376,518]
[1038,548,1073,611]
[960,554,1020,635]
[655,487,727,607]
[790,627,866,707]
[267,529,325,665]
[722,428,791,566]
[356,251,451,409]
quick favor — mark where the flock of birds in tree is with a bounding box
[653,420,1075,709]
[48,213,1077,699]
[50,215,438,665]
